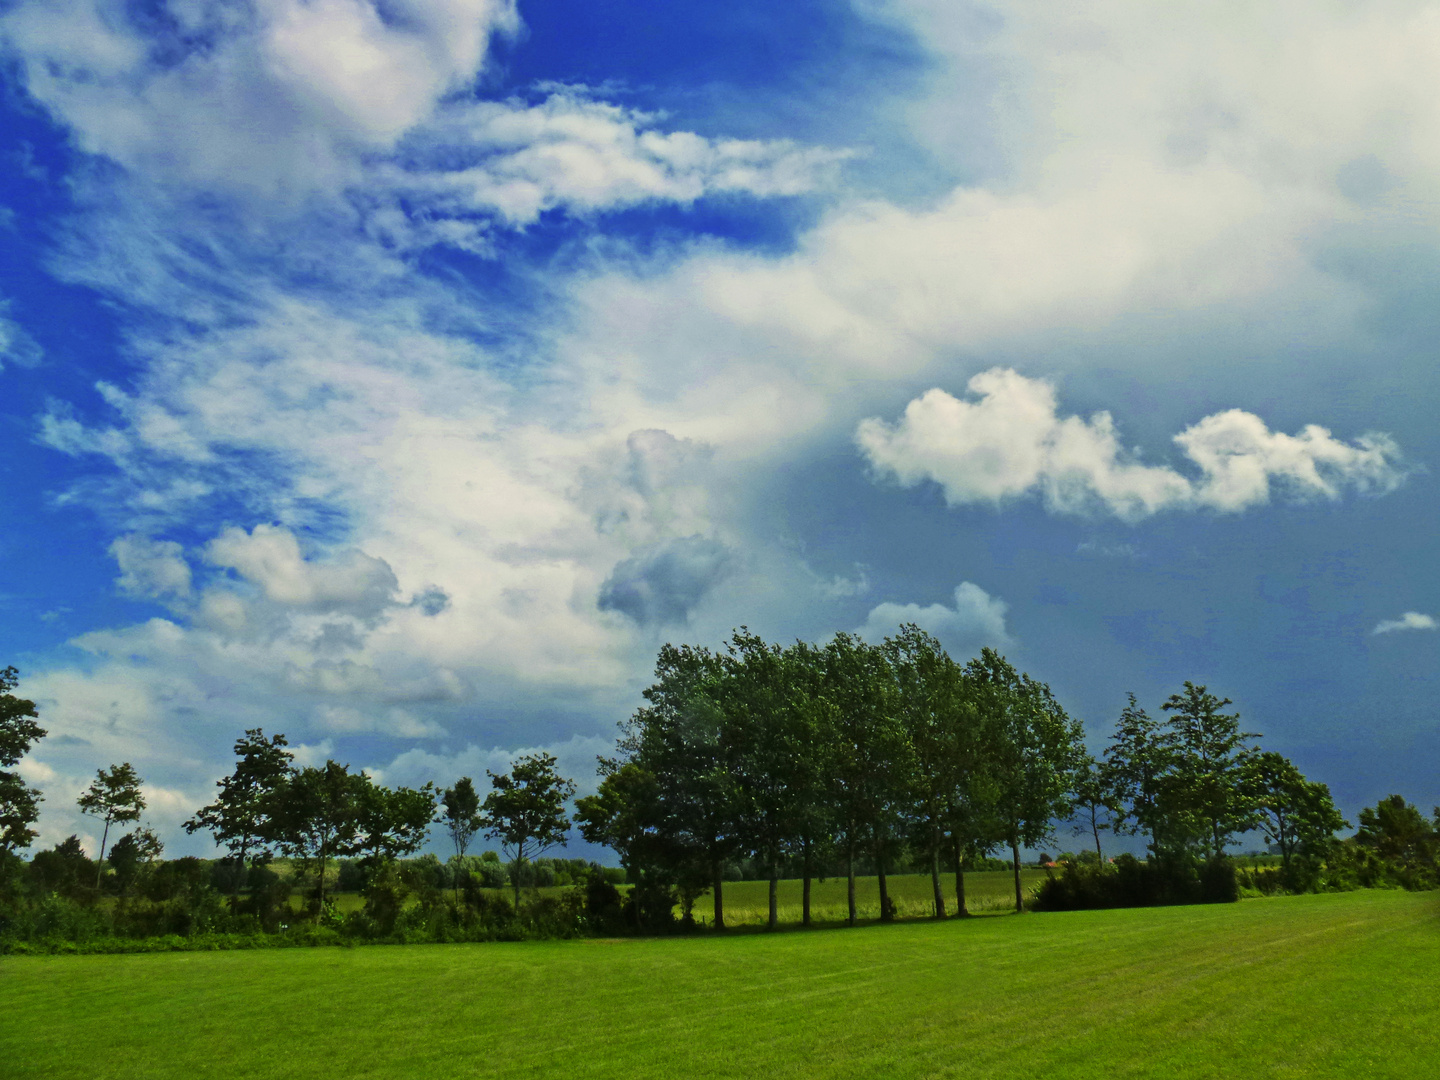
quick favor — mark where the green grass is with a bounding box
[3,890,1435,1079]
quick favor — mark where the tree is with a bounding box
[1160,683,1259,859]
[183,729,293,900]
[108,826,163,897]
[1071,752,1116,863]
[1355,795,1435,873]
[780,639,838,928]
[482,752,576,910]
[722,629,803,931]
[272,760,364,913]
[576,761,666,931]
[439,777,483,902]
[819,633,906,924]
[618,642,743,928]
[356,777,436,863]
[1103,693,1169,853]
[0,666,46,859]
[1245,751,1348,876]
[77,762,146,888]
[969,649,1084,912]
[888,625,971,919]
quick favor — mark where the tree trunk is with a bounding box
[1010,837,1023,913]
[952,834,968,917]
[846,847,856,927]
[801,838,813,928]
[712,863,725,930]
[1092,811,1103,863]
[318,845,328,917]
[95,818,111,889]
[929,829,945,918]
[876,846,891,923]
[768,859,779,931]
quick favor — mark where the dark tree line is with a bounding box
[577,626,1087,929]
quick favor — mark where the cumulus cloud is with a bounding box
[0,0,520,195]
[1372,612,1438,635]
[854,582,1012,652]
[858,369,1406,520]
[597,536,735,627]
[110,534,192,601]
[205,524,399,620]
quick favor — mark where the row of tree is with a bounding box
[574,627,1353,930]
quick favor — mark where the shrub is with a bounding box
[1031,855,1239,911]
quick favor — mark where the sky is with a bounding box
[1,0,1437,859]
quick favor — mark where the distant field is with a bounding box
[695,868,1047,925]
[4,890,1435,1079]
[293,870,1044,922]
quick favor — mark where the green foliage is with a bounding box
[77,762,145,887]
[183,729,292,893]
[1031,854,1239,911]
[481,752,576,909]
[0,666,45,858]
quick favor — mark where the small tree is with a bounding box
[1355,795,1435,874]
[439,777,483,902]
[1103,693,1169,853]
[0,666,46,860]
[575,762,664,930]
[1071,752,1116,863]
[1245,751,1348,878]
[108,826,163,897]
[78,762,146,888]
[184,729,293,900]
[482,752,576,909]
[271,760,364,914]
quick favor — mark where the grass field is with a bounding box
[3,889,1435,1079]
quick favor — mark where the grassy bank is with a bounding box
[3,890,1434,1079]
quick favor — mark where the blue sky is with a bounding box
[1,0,1436,856]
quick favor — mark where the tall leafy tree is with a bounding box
[1160,683,1259,859]
[576,761,667,929]
[619,642,742,928]
[108,826,163,897]
[888,625,968,919]
[823,632,908,924]
[1245,751,1348,874]
[77,762,146,888]
[969,649,1084,912]
[183,728,293,899]
[0,666,45,859]
[1103,693,1170,853]
[780,639,837,928]
[723,629,803,931]
[482,752,576,909]
[272,760,364,912]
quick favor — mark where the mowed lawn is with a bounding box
[3,890,1435,1080]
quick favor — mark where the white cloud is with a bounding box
[110,534,193,601]
[857,369,1406,520]
[205,524,399,620]
[855,582,1011,653]
[0,0,521,195]
[373,91,850,233]
[1372,612,1438,635]
[0,303,43,370]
